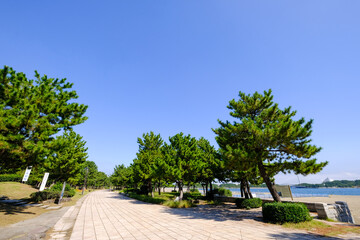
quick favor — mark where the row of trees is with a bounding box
[0,66,108,187]
[111,132,221,200]
[112,90,328,202]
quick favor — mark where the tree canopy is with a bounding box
[0,66,88,172]
[43,130,88,184]
[214,89,328,201]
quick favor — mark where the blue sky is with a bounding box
[1,1,359,184]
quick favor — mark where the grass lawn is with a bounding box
[0,182,49,226]
[283,219,360,237]
[0,182,89,227]
[0,182,38,199]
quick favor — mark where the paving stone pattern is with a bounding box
[67,190,350,240]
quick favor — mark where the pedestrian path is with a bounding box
[64,190,350,240]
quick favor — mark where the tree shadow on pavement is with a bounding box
[162,203,264,222]
[268,232,343,240]
[108,194,352,240]
[0,202,35,215]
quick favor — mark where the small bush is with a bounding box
[211,187,232,197]
[30,190,58,202]
[127,192,166,204]
[207,200,224,206]
[163,200,195,208]
[0,174,41,186]
[183,191,202,200]
[262,202,311,223]
[235,198,262,209]
[124,188,137,193]
[217,187,232,197]
[0,174,22,182]
[50,183,76,197]
[30,184,76,202]
[51,182,72,191]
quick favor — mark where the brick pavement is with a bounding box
[60,190,353,240]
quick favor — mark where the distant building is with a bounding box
[322,177,334,183]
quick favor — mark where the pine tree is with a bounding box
[163,133,200,200]
[0,66,87,171]
[133,132,164,196]
[196,137,223,198]
[42,131,88,184]
[214,89,327,201]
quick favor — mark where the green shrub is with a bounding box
[123,188,137,193]
[262,202,311,223]
[211,187,232,197]
[163,200,195,208]
[50,183,76,197]
[30,184,76,202]
[127,192,166,204]
[206,200,224,205]
[236,198,262,208]
[217,187,232,197]
[51,182,72,191]
[30,190,58,202]
[0,174,40,186]
[183,191,202,200]
[0,174,22,182]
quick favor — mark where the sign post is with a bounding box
[58,182,66,204]
[275,185,293,200]
[22,166,32,183]
[39,173,49,191]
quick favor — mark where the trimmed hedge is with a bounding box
[29,183,76,202]
[0,174,22,182]
[0,174,40,186]
[262,202,311,223]
[212,187,232,197]
[30,189,75,202]
[235,198,262,209]
[127,192,166,204]
[163,200,195,208]
[217,187,232,197]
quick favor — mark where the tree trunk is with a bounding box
[148,180,154,197]
[241,179,250,199]
[258,161,281,202]
[177,181,183,200]
[209,182,213,200]
[240,182,244,198]
[158,180,161,195]
[205,182,209,198]
[246,181,253,198]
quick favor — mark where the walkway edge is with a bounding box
[46,193,89,239]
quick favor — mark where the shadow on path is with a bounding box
[268,232,343,240]
[112,193,348,240]
[0,202,34,215]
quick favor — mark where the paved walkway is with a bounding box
[53,190,357,240]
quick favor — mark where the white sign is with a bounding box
[22,167,32,182]
[39,173,49,191]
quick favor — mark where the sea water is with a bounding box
[229,187,360,198]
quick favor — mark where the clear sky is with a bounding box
[1,1,359,184]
